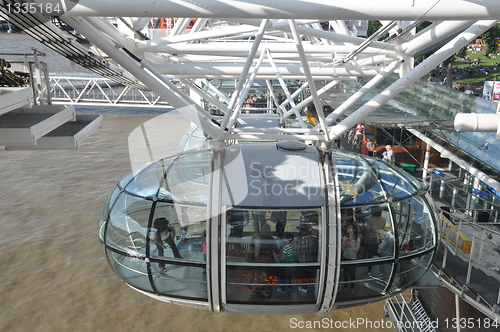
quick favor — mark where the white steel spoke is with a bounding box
[288,19,329,137]
[222,19,270,130]
[3,1,482,144]
[265,48,306,128]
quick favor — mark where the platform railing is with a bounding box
[436,208,500,318]
[49,74,172,108]
[429,170,500,224]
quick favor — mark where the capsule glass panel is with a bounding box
[105,192,152,254]
[105,247,153,292]
[333,151,421,206]
[226,208,321,304]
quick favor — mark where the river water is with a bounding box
[0,33,391,331]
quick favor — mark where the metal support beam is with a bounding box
[328,20,498,141]
[66,1,500,20]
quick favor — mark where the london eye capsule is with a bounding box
[99,140,439,314]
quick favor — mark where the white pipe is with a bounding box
[83,16,130,48]
[137,18,395,53]
[222,19,269,130]
[338,21,396,64]
[204,80,231,105]
[67,1,500,20]
[288,19,329,137]
[138,25,261,49]
[226,51,268,129]
[322,59,402,127]
[190,18,208,33]
[422,146,431,180]
[132,17,151,31]
[181,79,230,115]
[329,20,350,36]
[402,20,475,56]
[455,293,462,332]
[454,113,500,132]
[280,81,310,118]
[170,18,192,36]
[230,18,396,52]
[139,43,394,56]
[283,80,339,120]
[265,49,307,128]
[154,74,359,80]
[165,54,386,65]
[151,63,382,77]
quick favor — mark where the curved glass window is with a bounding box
[106,247,153,292]
[106,192,152,254]
[337,193,438,303]
[338,204,396,302]
[100,150,212,301]
[225,208,321,304]
[100,184,121,232]
[118,172,135,189]
[394,251,434,290]
[123,161,163,198]
[103,192,154,292]
[333,151,421,206]
[178,126,212,152]
[149,201,208,299]
[150,202,207,264]
[160,151,211,204]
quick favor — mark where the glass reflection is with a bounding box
[124,162,163,198]
[226,208,320,304]
[334,151,420,205]
[150,203,207,264]
[154,265,208,300]
[337,262,394,302]
[106,193,151,254]
[107,248,153,292]
[394,251,434,290]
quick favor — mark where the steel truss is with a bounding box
[1,1,498,146]
[49,75,171,108]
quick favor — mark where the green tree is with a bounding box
[482,23,500,55]
[367,21,382,37]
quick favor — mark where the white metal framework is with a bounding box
[49,75,171,107]
[3,0,497,147]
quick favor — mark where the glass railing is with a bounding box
[428,170,500,223]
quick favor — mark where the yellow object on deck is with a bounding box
[305,110,317,125]
[440,215,472,254]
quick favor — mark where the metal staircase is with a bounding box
[410,299,436,332]
[385,291,436,332]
